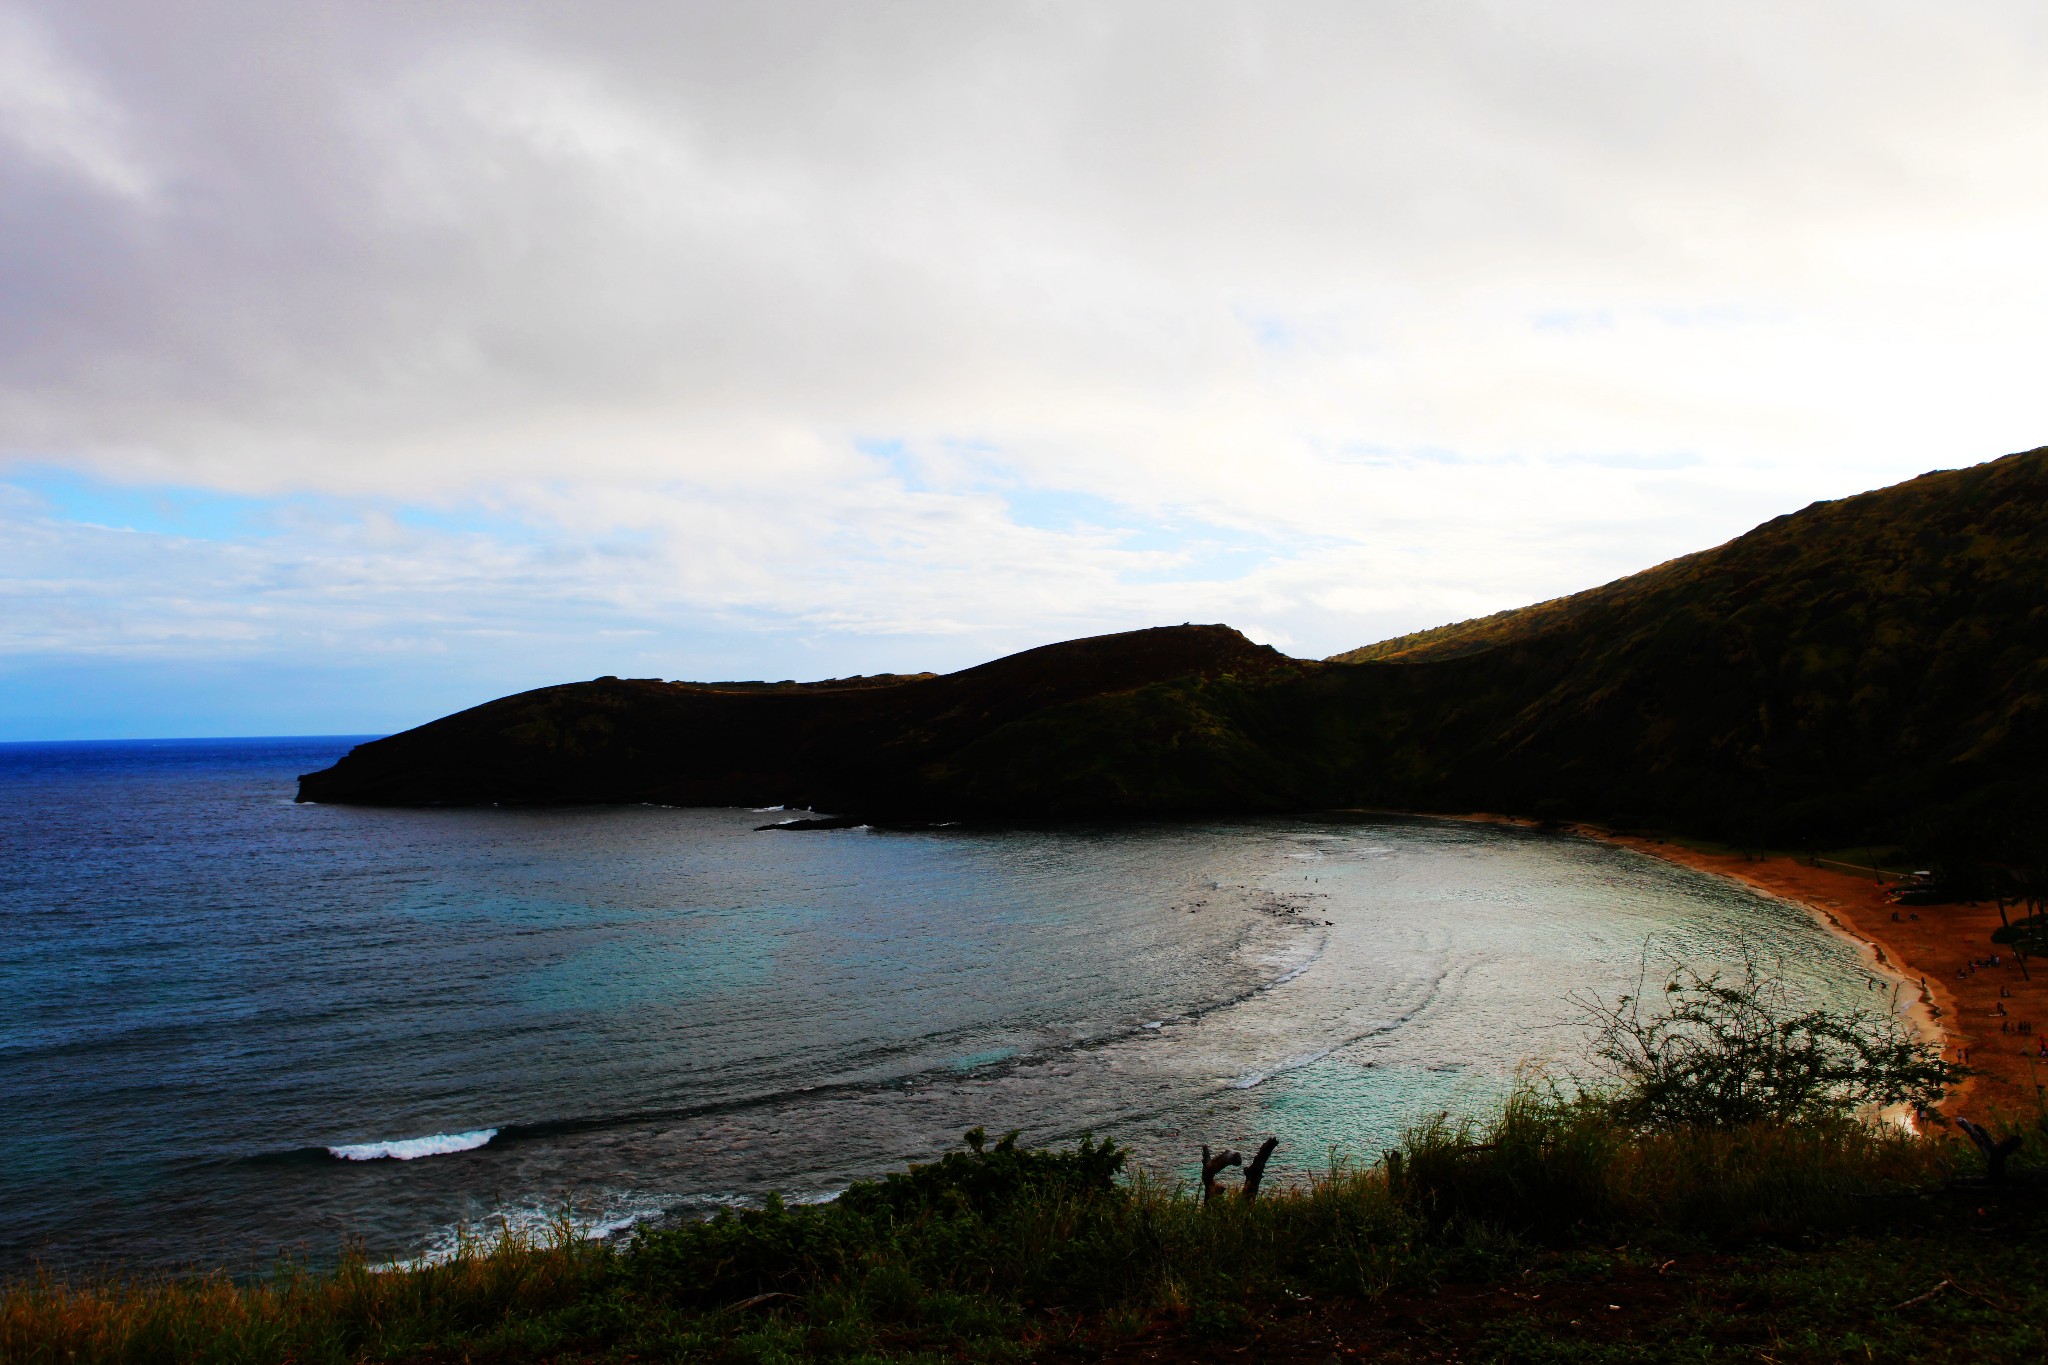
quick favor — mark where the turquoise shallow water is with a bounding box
[0,738,1890,1271]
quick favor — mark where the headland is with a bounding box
[299,447,2048,886]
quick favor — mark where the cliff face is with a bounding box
[302,447,2048,851]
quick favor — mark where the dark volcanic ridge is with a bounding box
[296,624,1304,815]
[301,446,2048,852]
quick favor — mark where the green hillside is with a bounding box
[919,446,2048,848]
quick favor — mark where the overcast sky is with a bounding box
[4,2,2046,737]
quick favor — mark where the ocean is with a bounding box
[0,736,1888,1273]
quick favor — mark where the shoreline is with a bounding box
[1554,822,2043,1120]
[1578,830,1953,1095]
[1348,807,2044,1118]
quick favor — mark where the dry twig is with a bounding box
[1891,1280,1952,1311]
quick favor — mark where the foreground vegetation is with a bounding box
[11,1099,2048,1364]
[10,967,2041,1363]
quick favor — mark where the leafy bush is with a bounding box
[627,1128,1129,1311]
[1571,952,1959,1128]
[839,1126,1126,1218]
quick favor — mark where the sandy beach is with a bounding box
[1595,831,2048,1121]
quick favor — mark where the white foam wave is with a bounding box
[329,1128,498,1161]
[383,1185,852,1273]
[382,1192,669,1271]
[1226,1044,1339,1090]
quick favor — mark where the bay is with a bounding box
[0,737,1884,1272]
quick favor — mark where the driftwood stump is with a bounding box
[1242,1136,1280,1200]
[1956,1116,2024,1183]
[1200,1144,1242,1204]
[1199,1137,1280,1202]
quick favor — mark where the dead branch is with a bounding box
[1241,1136,1279,1200]
[1201,1144,1242,1205]
[1956,1116,2024,1183]
[1891,1280,1951,1311]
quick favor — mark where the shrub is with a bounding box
[1395,1089,1620,1241]
[839,1126,1126,1219]
[1570,951,1959,1128]
[627,1128,1129,1311]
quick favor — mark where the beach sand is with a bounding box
[1594,832,2048,1122]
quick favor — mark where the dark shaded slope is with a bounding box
[303,447,2048,849]
[950,446,2048,844]
[1369,444,2048,842]
[295,624,1304,809]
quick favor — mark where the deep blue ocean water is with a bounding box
[0,737,1893,1272]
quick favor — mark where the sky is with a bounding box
[3,2,2046,739]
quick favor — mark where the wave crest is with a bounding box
[329,1128,498,1161]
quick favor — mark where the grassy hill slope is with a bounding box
[914,447,2048,846]
[1369,445,2048,842]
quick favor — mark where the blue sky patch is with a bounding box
[1001,486,1291,582]
[1532,309,1615,332]
[7,466,553,546]
[10,468,274,541]
[1001,486,1135,534]
[857,436,930,492]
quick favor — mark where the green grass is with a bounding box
[11,1094,2047,1363]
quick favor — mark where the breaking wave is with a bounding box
[328,1128,498,1161]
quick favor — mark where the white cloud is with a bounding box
[2,1,2047,728]
[0,10,155,200]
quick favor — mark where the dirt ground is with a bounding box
[1074,1260,1715,1364]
